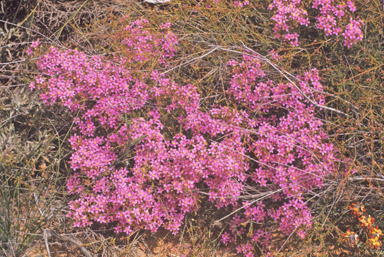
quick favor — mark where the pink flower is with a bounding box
[221,232,231,245]
[29,82,35,90]
[298,229,306,239]
[26,47,33,56]
[31,39,40,48]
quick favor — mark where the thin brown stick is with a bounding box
[43,230,51,257]
[45,230,93,257]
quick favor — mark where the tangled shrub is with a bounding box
[29,17,342,255]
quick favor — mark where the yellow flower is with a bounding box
[368,237,382,249]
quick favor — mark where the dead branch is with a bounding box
[44,230,93,257]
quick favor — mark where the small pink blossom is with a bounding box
[31,39,40,48]
[29,82,35,90]
[26,47,33,56]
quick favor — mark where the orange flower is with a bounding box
[349,203,363,217]
[359,216,368,227]
[367,215,374,226]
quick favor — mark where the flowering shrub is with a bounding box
[344,203,384,249]
[268,0,364,47]
[28,16,342,255]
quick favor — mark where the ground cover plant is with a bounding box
[2,0,384,256]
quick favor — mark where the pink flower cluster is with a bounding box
[342,18,364,48]
[122,19,178,65]
[268,0,363,47]
[220,56,337,255]
[30,18,339,255]
[233,0,250,8]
